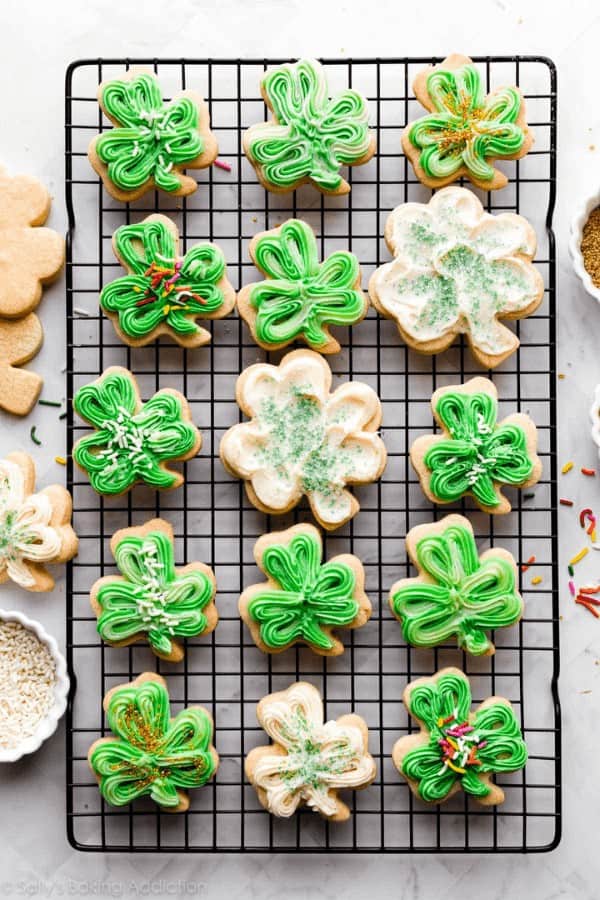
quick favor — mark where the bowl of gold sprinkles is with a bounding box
[0,609,69,762]
[570,190,600,301]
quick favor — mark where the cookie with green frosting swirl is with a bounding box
[88,68,218,202]
[90,518,217,662]
[392,667,527,806]
[237,219,368,352]
[402,54,533,191]
[244,58,375,195]
[72,366,201,496]
[410,377,541,514]
[100,214,235,348]
[88,673,218,812]
[389,514,523,656]
[240,523,371,656]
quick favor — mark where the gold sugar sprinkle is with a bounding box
[581,207,600,288]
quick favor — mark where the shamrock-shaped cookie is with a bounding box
[402,54,533,191]
[244,58,375,195]
[245,681,376,820]
[390,514,523,656]
[411,377,541,514]
[240,523,370,655]
[73,366,201,496]
[0,166,64,318]
[237,219,368,353]
[368,187,544,368]
[0,314,43,416]
[88,673,218,811]
[88,69,218,202]
[393,667,527,805]
[100,214,235,347]
[0,452,77,592]
[219,349,387,530]
[90,518,217,662]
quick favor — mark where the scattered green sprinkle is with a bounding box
[38,399,62,408]
[30,426,42,446]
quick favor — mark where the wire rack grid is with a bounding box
[65,56,559,853]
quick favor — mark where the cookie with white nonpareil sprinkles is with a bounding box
[245,681,376,820]
[90,518,217,662]
[88,68,218,202]
[219,349,387,530]
[392,667,527,806]
[72,366,201,496]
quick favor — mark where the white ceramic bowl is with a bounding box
[570,187,600,302]
[0,609,69,763]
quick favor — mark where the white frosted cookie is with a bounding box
[369,186,544,368]
[245,681,376,821]
[219,349,387,530]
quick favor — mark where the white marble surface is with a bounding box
[1,0,599,897]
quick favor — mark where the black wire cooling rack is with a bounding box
[64,56,559,853]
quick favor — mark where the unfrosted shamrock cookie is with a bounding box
[237,219,368,353]
[219,349,387,530]
[73,366,201,496]
[88,68,218,202]
[411,377,541,514]
[402,54,533,191]
[0,452,77,592]
[243,58,375,195]
[88,673,218,812]
[368,187,544,368]
[392,667,527,805]
[240,523,370,656]
[100,214,235,348]
[90,518,217,662]
[389,514,523,656]
[0,314,43,416]
[245,681,376,820]
[0,165,64,318]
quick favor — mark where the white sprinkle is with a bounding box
[73,307,91,317]
[0,621,56,751]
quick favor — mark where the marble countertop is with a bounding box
[1,1,599,897]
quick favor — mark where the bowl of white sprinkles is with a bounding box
[0,609,69,762]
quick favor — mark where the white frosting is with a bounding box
[252,682,375,818]
[0,459,62,587]
[370,186,543,360]
[220,352,386,527]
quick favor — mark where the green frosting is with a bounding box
[245,59,372,192]
[95,72,204,194]
[96,529,214,657]
[400,670,528,803]
[408,62,525,182]
[391,520,522,655]
[89,677,216,809]
[247,527,359,651]
[101,217,229,343]
[423,390,534,507]
[246,219,366,349]
[73,369,198,495]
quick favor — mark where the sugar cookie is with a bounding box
[245,681,376,820]
[392,667,527,805]
[219,349,387,530]
[389,514,523,656]
[90,518,217,662]
[237,218,368,353]
[368,186,544,368]
[239,523,370,655]
[0,314,43,416]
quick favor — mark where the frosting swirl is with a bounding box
[244,59,374,194]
